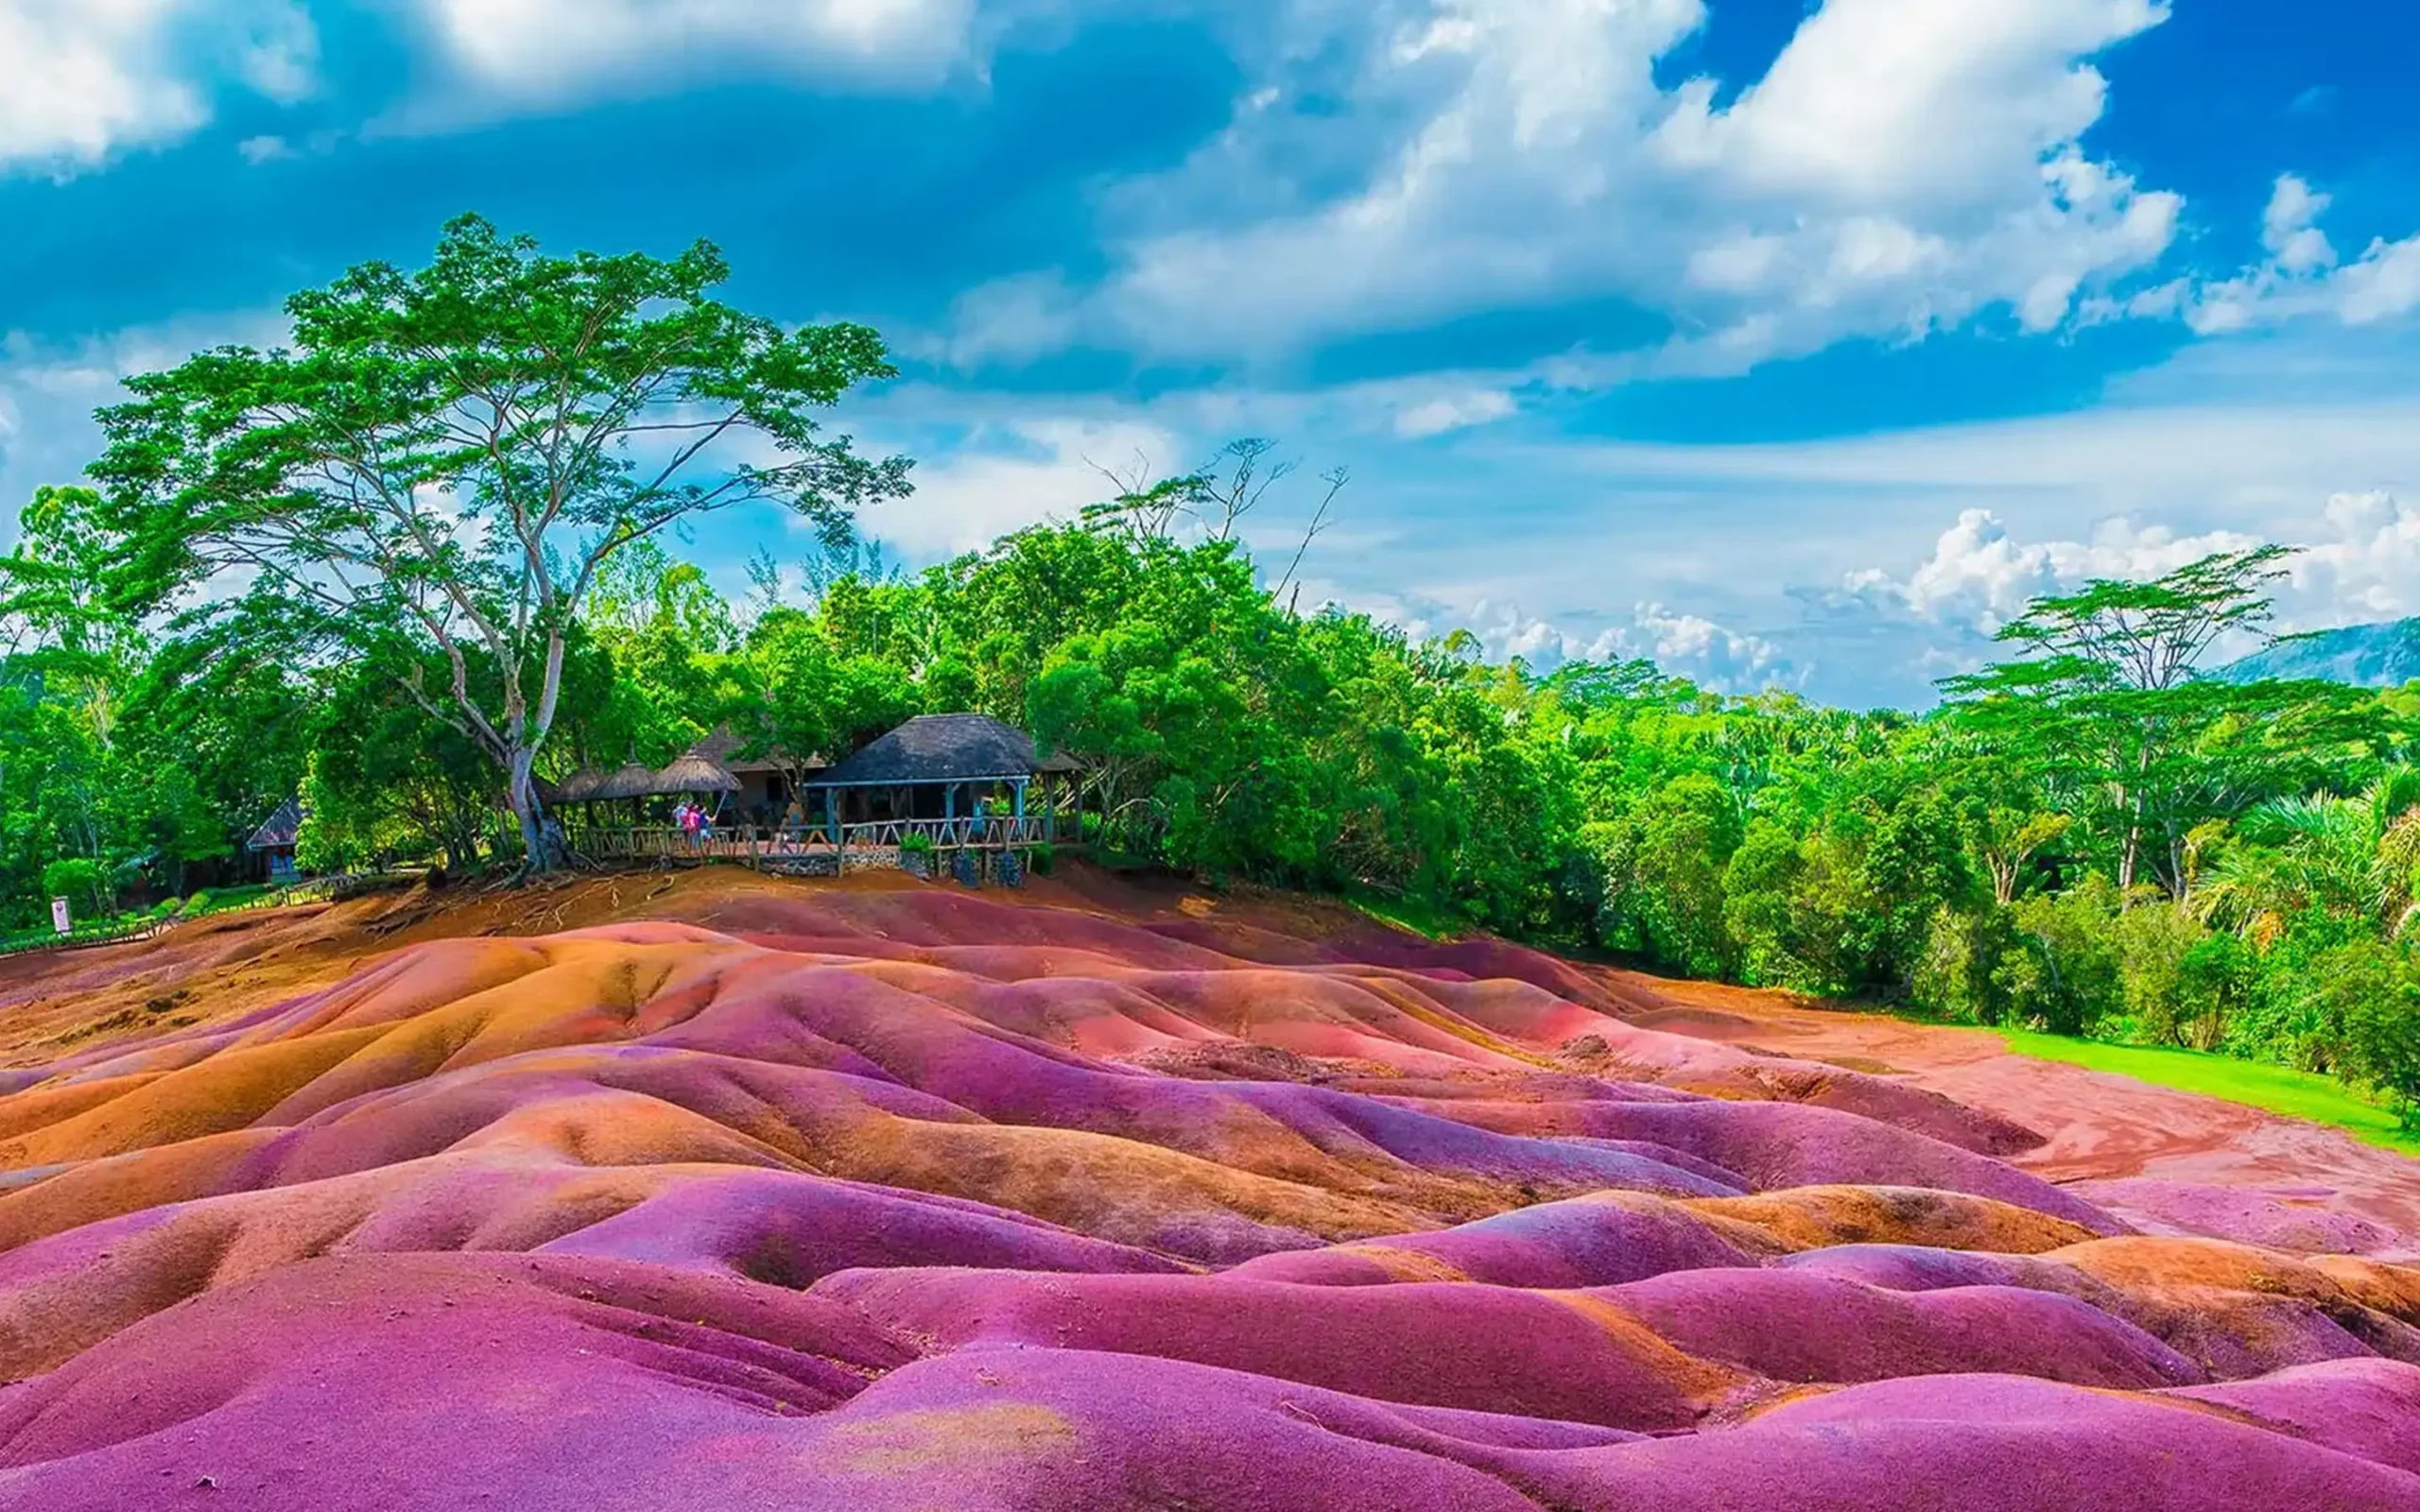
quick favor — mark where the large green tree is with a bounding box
[86,215,911,868]
[1945,546,2313,893]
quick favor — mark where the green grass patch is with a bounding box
[184,885,274,917]
[1998,1029,2420,1157]
[1344,889,1468,941]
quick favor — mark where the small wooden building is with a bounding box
[247,797,305,885]
[806,713,1080,832]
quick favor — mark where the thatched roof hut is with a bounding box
[809,714,1060,789]
[654,753,741,796]
[551,769,605,805]
[590,762,663,803]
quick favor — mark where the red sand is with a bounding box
[0,866,2412,1509]
[1612,969,2420,1250]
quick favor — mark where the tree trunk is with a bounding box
[507,744,567,873]
[2117,735,2155,895]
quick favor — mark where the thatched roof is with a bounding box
[590,762,663,802]
[247,796,304,851]
[655,753,741,795]
[810,713,1066,788]
[685,724,821,776]
[552,769,606,804]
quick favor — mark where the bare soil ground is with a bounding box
[6,864,2413,1245]
[1611,969,2420,1248]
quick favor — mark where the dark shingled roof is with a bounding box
[247,796,304,851]
[810,713,1062,787]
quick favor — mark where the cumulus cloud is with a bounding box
[2187,174,2420,335]
[1620,602,1800,691]
[2292,490,2420,625]
[1842,508,2259,632]
[952,0,2182,371]
[1320,585,1799,693]
[1842,493,2420,647]
[0,1,318,172]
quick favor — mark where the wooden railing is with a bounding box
[839,816,1054,850]
[565,815,1067,871]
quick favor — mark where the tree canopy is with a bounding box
[85,215,910,867]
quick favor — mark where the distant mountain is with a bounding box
[2217,619,2420,688]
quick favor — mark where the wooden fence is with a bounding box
[0,917,168,960]
[566,816,1063,873]
[0,872,375,963]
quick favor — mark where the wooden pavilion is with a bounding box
[804,713,1080,836]
[549,713,1083,868]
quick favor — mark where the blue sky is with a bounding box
[4,0,2417,706]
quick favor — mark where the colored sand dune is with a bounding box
[0,871,2416,1509]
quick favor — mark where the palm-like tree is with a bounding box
[2197,770,2420,940]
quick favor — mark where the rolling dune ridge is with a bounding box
[0,869,2414,1510]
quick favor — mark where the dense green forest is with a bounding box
[5,219,2418,1129]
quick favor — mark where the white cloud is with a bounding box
[852,417,1183,558]
[406,0,981,102]
[933,272,1083,369]
[1841,507,2260,631]
[0,315,292,546]
[233,3,319,103]
[0,1,203,169]
[0,1,317,172]
[2335,237,2420,326]
[1392,387,1514,438]
[953,0,2182,370]
[2293,490,2420,625]
[1656,0,2168,204]
[1306,584,1798,692]
[1842,492,2420,647]
[2261,174,2334,274]
[2188,173,2420,335]
[1622,602,1798,690]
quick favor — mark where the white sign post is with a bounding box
[51,898,72,936]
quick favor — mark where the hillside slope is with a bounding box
[0,868,2414,1510]
[2218,618,2420,687]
